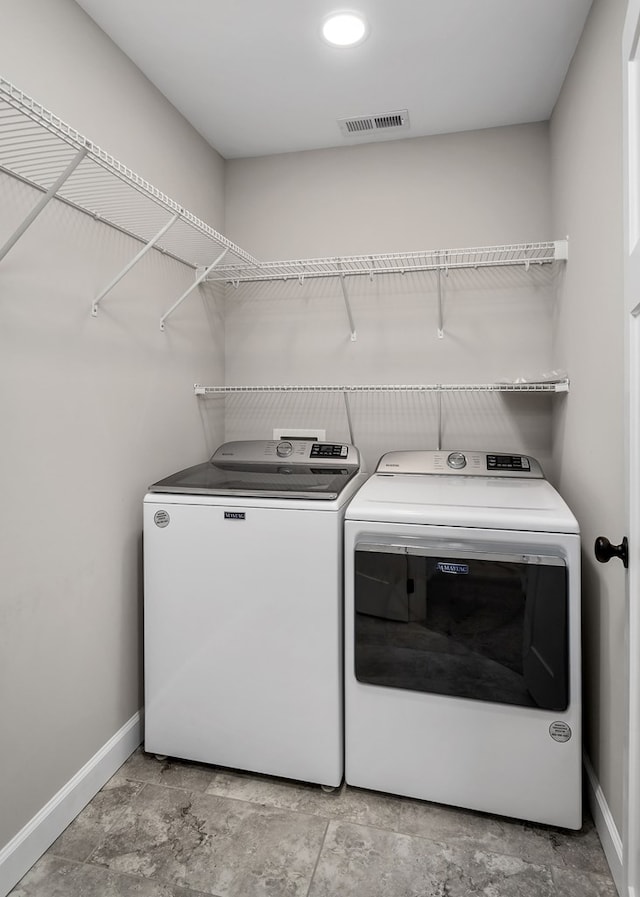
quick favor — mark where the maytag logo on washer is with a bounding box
[224,511,246,520]
[436,561,469,575]
[154,510,170,528]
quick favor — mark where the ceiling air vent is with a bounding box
[338,109,410,139]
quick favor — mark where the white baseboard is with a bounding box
[0,711,142,897]
[583,751,625,897]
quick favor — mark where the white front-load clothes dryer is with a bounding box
[344,450,581,829]
[144,439,367,788]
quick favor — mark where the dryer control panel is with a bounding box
[376,450,544,478]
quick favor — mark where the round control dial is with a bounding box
[276,441,293,458]
[447,451,467,469]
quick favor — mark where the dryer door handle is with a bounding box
[594,536,629,568]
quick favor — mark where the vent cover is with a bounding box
[338,109,410,138]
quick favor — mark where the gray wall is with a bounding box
[225,124,552,259]
[0,0,225,850]
[550,0,627,832]
[223,124,557,472]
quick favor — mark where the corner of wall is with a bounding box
[0,713,142,897]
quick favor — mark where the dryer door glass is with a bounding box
[354,544,568,711]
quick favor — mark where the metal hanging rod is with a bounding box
[194,380,570,395]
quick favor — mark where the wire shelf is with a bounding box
[207,241,568,284]
[194,380,570,395]
[0,79,568,284]
[0,76,568,335]
[0,77,257,269]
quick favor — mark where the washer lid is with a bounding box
[148,440,361,499]
[346,472,579,533]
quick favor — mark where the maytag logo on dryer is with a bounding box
[224,511,246,520]
[436,561,469,575]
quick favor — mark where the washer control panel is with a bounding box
[486,454,531,472]
[447,451,467,469]
[213,439,359,468]
[376,450,544,478]
[276,441,293,457]
[310,443,349,459]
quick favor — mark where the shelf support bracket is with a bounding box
[0,146,88,264]
[437,265,447,339]
[92,212,180,317]
[160,247,229,331]
[436,389,443,450]
[342,390,355,444]
[338,271,357,341]
[554,239,569,260]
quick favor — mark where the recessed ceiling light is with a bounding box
[322,11,369,48]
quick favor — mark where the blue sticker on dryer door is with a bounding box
[436,561,469,575]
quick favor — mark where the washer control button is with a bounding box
[447,451,467,470]
[276,441,293,458]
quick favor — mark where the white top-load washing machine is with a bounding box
[144,439,367,788]
[344,450,581,829]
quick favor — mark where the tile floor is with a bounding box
[10,749,617,897]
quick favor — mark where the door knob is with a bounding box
[594,536,629,569]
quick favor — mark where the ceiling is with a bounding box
[73,0,594,160]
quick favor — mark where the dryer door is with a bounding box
[354,542,568,711]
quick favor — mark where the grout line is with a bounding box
[305,818,331,897]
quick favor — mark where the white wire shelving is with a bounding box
[194,380,569,448]
[207,240,568,341]
[0,77,258,328]
[0,75,568,338]
[205,241,568,285]
[194,381,569,395]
